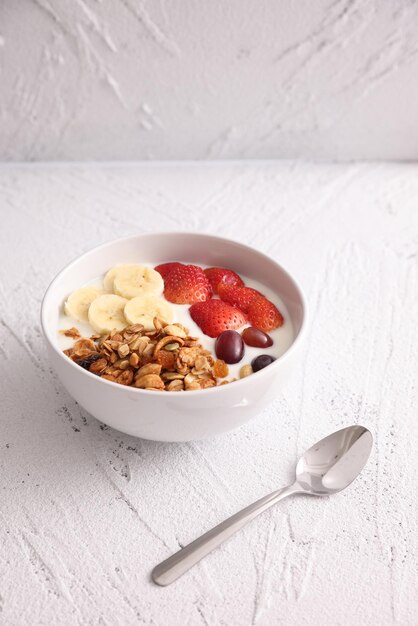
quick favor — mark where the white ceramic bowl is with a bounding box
[41,232,307,442]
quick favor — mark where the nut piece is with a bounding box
[118,359,130,370]
[178,346,200,366]
[109,352,118,364]
[166,379,183,391]
[134,374,164,390]
[142,342,155,360]
[183,337,199,346]
[60,327,81,339]
[199,378,216,389]
[161,372,185,381]
[102,369,134,386]
[164,342,180,351]
[136,363,162,377]
[186,382,201,390]
[111,332,124,342]
[89,357,108,374]
[118,343,130,358]
[154,335,185,355]
[106,340,122,350]
[125,324,144,334]
[129,335,150,353]
[153,316,168,331]
[184,373,203,390]
[239,364,253,379]
[74,338,96,351]
[164,324,187,338]
[129,353,140,367]
[117,369,134,386]
[195,355,211,371]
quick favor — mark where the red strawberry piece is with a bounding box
[164,264,212,304]
[218,284,263,313]
[204,267,244,294]
[154,262,184,279]
[189,300,247,338]
[247,297,284,332]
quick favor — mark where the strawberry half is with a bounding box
[204,267,244,294]
[247,297,284,332]
[154,262,184,279]
[218,284,263,313]
[189,300,247,338]
[164,264,212,304]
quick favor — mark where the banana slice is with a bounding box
[113,265,164,299]
[103,264,138,293]
[88,294,128,334]
[124,295,173,330]
[64,287,104,323]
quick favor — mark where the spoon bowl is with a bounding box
[295,425,373,495]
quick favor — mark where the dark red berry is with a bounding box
[215,330,245,364]
[251,354,275,372]
[242,326,273,348]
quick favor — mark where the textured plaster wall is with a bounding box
[1,0,418,161]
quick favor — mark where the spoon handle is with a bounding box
[152,483,298,586]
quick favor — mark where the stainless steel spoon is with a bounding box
[152,425,373,586]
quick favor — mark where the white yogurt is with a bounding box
[56,266,294,380]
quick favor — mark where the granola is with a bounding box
[59,327,81,339]
[63,317,225,391]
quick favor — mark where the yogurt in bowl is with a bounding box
[41,232,307,441]
[57,265,295,386]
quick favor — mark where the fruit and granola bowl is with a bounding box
[41,233,307,442]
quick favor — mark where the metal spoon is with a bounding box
[152,425,373,586]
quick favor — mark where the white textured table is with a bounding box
[1,162,417,625]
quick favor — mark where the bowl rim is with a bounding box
[41,231,308,397]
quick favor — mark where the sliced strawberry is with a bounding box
[189,300,247,338]
[154,262,184,279]
[247,297,284,332]
[204,267,244,294]
[164,264,212,304]
[218,284,263,313]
